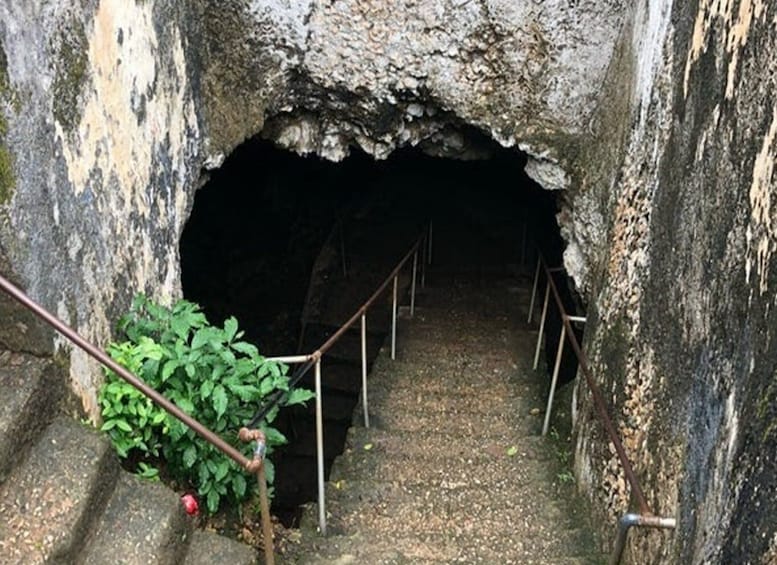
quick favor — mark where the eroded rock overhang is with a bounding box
[200,0,625,188]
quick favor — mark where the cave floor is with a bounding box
[277,219,604,564]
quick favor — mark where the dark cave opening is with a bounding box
[179,136,582,525]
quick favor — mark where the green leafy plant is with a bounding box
[99,294,314,513]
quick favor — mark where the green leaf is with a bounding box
[506,446,518,457]
[161,359,179,382]
[206,489,220,514]
[232,474,247,498]
[264,426,287,446]
[185,363,196,378]
[232,341,258,358]
[183,444,197,468]
[211,364,225,381]
[176,397,195,415]
[200,380,214,400]
[198,462,210,485]
[286,388,316,406]
[224,317,238,342]
[116,419,132,432]
[191,328,211,350]
[214,460,229,481]
[171,315,190,339]
[212,385,228,418]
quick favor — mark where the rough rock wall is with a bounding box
[0,0,626,418]
[197,0,625,189]
[573,1,777,563]
[0,0,203,417]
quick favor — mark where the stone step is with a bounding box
[365,356,531,398]
[315,478,578,533]
[0,352,63,484]
[285,528,602,565]
[329,433,558,488]
[362,382,538,418]
[78,472,191,564]
[184,530,257,565]
[341,426,546,463]
[0,416,119,564]
[365,403,533,437]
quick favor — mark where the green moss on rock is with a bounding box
[0,146,14,205]
[0,39,15,205]
[52,20,89,133]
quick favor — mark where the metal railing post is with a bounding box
[410,251,418,317]
[533,281,551,370]
[361,313,369,428]
[543,324,566,436]
[257,462,275,565]
[314,358,326,535]
[528,257,541,323]
[610,514,677,565]
[391,275,398,360]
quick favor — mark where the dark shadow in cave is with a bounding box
[179,135,582,525]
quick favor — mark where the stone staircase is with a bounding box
[0,350,257,564]
[283,267,606,564]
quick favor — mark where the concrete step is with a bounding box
[365,356,532,398]
[341,426,547,463]
[184,530,257,565]
[284,528,602,565]
[0,351,63,484]
[0,416,118,564]
[79,472,191,564]
[330,433,558,487]
[314,479,577,536]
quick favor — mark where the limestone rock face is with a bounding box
[0,1,776,563]
[198,0,625,184]
[572,1,777,563]
[0,0,626,415]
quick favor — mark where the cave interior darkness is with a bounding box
[179,134,582,524]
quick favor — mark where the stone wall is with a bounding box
[573,1,777,562]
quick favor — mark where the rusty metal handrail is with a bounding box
[527,253,675,564]
[0,274,276,564]
[263,223,431,536]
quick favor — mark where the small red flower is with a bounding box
[181,493,199,516]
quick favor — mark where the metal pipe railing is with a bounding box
[264,224,431,535]
[610,513,677,565]
[537,254,650,515]
[527,252,676,563]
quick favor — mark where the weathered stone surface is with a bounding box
[570,1,777,563]
[0,416,118,564]
[79,473,191,565]
[184,529,257,565]
[0,351,61,483]
[0,0,775,563]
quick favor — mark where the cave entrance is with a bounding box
[180,136,577,525]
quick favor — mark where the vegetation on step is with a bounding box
[99,294,315,514]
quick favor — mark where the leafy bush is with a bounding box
[99,294,314,513]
